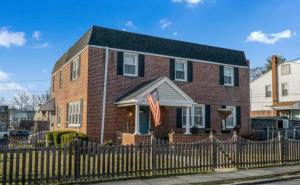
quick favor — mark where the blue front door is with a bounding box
[139,106,150,134]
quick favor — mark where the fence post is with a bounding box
[209,131,216,171]
[278,131,284,165]
[151,134,157,176]
[74,136,80,181]
[233,131,239,169]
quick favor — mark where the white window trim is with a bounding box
[67,100,82,127]
[224,66,234,86]
[57,106,61,127]
[226,106,236,129]
[71,57,80,80]
[175,60,187,82]
[265,85,272,98]
[281,64,290,75]
[181,104,205,128]
[123,52,138,77]
[281,82,288,96]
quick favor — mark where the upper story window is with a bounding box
[226,106,236,129]
[52,76,55,91]
[71,57,80,80]
[67,100,82,127]
[265,85,272,98]
[59,70,63,88]
[281,64,290,75]
[123,53,138,76]
[175,60,187,81]
[282,82,288,96]
[224,66,234,86]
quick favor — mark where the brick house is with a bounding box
[41,26,250,144]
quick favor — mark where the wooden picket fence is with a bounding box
[1,134,300,184]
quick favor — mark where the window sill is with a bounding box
[123,74,138,77]
[224,84,234,87]
[67,124,81,128]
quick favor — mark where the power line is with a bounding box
[0,79,50,83]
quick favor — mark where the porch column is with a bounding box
[134,104,141,134]
[191,104,195,127]
[185,106,191,134]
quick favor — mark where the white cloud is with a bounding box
[125,21,134,27]
[0,70,11,81]
[32,42,49,49]
[172,0,203,7]
[247,30,294,44]
[0,27,26,48]
[42,68,47,73]
[173,32,178,36]
[32,31,41,40]
[159,19,172,29]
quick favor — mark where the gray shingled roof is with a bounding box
[52,25,247,74]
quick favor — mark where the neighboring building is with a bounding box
[251,56,300,121]
[9,109,35,129]
[43,26,250,143]
[0,106,9,131]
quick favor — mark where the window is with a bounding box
[226,106,236,129]
[67,101,82,127]
[265,85,272,98]
[281,64,290,75]
[224,66,234,86]
[175,60,187,81]
[123,53,138,76]
[182,105,205,128]
[71,57,80,80]
[52,76,55,91]
[282,83,288,96]
[194,105,205,128]
[59,70,63,88]
[57,106,61,127]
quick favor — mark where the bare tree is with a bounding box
[250,55,287,81]
[0,97,6,105]
[12,92,32,110]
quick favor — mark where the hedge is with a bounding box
[61,132,88,145]
[46,131,80,146]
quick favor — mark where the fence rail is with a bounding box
[1,134,300,184]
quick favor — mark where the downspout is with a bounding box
[100,47,109,144]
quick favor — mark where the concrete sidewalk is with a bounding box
[93,165,300,185]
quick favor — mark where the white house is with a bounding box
[250,56,300,120]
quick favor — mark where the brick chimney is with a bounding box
[272,55,279,103]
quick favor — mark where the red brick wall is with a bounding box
[92,47,250,142]
[52,46,250,143]
[51,47,89,134]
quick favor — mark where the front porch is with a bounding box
[116,77,236,145]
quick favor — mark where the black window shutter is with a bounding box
[138,54,145,77]
[117,52,124,75]
[234,67,239,87]
[205,105,211,129]
[176,108,182,128]
[70,61,73,81]
[236,106,241,126]
[170,59,175,80]
[187,61,193,82]
[221,105,226,109]
[219,65,224,85]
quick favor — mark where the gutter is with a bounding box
[100,47,109,144]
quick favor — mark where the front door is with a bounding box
[139,106,150,134]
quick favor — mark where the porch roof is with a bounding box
[115,77,194,107]
[271,101,300,110]
[38,99,55,112]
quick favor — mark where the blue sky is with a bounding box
[0,0,299,101]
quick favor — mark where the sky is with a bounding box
[0,0,299,102]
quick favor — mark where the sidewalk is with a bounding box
[93,165,300,185]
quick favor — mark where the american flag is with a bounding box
[147,89,161,126]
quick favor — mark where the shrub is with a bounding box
[46,131,75,146]
[61,132,88,145]
[52,131,74,146]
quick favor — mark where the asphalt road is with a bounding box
[251,177,300,185]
